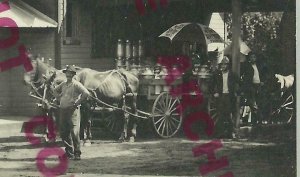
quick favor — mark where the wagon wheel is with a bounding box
[152,92,182,138]
[208,96,219,125]
[102,110,123,134]
[272,90,294,124]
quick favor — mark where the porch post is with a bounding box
[231,0,241,136]
[55,0,64,69]
[55,30,62,69]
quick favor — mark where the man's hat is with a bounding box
[219,56,230,65]
[62,65,77,74]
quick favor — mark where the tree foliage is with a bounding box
[225,12,282,72]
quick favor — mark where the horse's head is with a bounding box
[23,58,57,86]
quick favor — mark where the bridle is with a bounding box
[28,60,59,108]
[31,60,41,84]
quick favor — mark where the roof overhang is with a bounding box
[0,0,58,28]
[87,0,293,12]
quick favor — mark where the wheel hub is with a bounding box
[166,110,170,116]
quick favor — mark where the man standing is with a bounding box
[53,65,90,160]
[241,52,263,125]
[211,56,236,138]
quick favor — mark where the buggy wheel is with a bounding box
[152,92,182,138]
[102,110,123,134]
[208,97,219,125]
[272,91,294,124]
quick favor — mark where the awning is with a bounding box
[0,0,57,28]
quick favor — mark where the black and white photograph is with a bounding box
[0,0,296,176]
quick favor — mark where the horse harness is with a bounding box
[93,69,133,97]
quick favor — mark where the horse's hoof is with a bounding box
[118,138,125,143]
[83,139,91,147]
[118,132,127,143]
[131,130,136,137]
[129,136,135,143]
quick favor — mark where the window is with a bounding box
[65,3,73,37]
[91,5,142,58]
[63,1,80,45]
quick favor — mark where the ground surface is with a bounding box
[0,123,296,177]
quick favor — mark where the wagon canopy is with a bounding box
[159,23,224,45]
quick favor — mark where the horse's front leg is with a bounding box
[80,103,92,146]
[119,96,128,142]
[45,108,57,143]
[129,93,138,143]
[119,112,129,142]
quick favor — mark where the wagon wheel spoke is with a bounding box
[161,119,166,135]
[152,114,166,117]
[285,107,293,110]
[281,101,293,107]
[154,115,166,125]
[169,118,178,130]
[280,105,294,123]
[281,95,293,107]
[210,112,218,119]
[167,119,174,136]
[165,119,169,136]
[274,93,294,124]
[152,92,182,138]
[155,106,165,114]
[283,108,293,116]
[169,99,180,113]
[169,104,180,114]
[102,109,122,134]
[158,100,166,110]
[157,119,165,133]
[165,93,169,108]
[167,94,173,109]
[104,114,114,129]
[169,99,178,111]
[208,97,219,124]
[171,117,180,123]
[109,120,115,132]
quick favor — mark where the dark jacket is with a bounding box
[240,61,265,87]
[211,70,237,96]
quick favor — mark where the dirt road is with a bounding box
[0,124,296,177]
